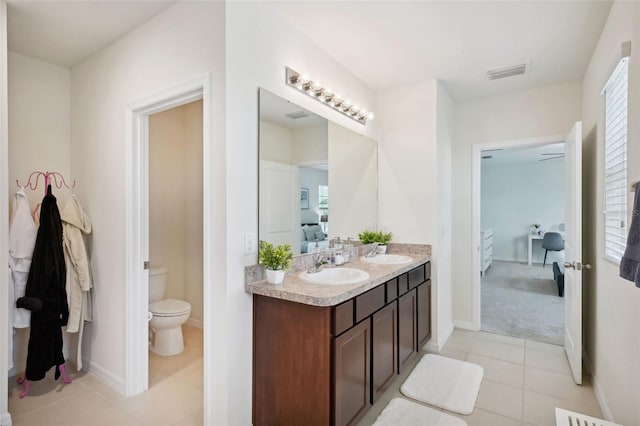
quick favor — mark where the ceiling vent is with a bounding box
[487,63,527,80]
[286,110,309,120]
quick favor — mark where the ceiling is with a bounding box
[260,89,327,130]
[482,142,565,166]
[5,1,612,100]
[7,1,174,68]
[269,1,612,100]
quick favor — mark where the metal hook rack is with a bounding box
[16,171,76,195]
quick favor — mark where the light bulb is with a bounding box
[368,112,375,120]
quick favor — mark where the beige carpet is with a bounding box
[481,260,564,345]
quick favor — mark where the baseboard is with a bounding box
[186,318,203,330]
[423,322,454,353]
[583,350,615,422]
[453,320,479,331]
[86,360,125,395]
[0,412,12,426]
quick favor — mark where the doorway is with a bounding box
[471,123,584,385]
[147,99,203,391]
[125,75,212,400]
[479,142,566,345]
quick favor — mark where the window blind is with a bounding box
[603,58,629,262]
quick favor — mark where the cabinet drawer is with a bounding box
[355,285,386,323]
[332,300,354,336]
[386,278,398,302]
[397,274,409,296]
[408,265,425,289]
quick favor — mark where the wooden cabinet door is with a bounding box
[417,280,432,348]
[372,301,398,403]
[398,289,417,374]
[333,319,371,426]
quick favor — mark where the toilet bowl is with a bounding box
[148,267,192,356]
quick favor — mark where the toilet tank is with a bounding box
[149,267,168,303]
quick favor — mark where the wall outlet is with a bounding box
[244,232,257,255]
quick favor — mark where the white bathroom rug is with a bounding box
[400,354,484,415]
[373,398,467,426]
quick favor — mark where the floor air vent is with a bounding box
[555,408,621,426]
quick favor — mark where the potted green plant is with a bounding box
[258,241,294,284]
[358,230,393,254]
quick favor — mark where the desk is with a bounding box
[528,234,543,265]
[528,233,565,265]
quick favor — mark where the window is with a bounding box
[603,57,629,263]
[318,185,328,233]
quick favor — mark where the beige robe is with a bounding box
[60,195,93,370]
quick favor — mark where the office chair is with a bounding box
[542,232,564,267]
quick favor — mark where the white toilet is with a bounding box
[148,267,192,356]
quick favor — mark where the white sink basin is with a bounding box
[299,267,370,285]
[361,254,413,265]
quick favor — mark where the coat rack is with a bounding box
[14,170,75,397]
[16,171,76,195]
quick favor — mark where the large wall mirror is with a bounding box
[259,88,378,256]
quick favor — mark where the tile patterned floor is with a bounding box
[8,327,601,426]
[8,326,203,426]
[357,329,603,426]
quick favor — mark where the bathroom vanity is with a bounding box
[246,253,431,426]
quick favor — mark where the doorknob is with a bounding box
[564,261,592,271]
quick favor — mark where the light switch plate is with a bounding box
[244,232,257,255]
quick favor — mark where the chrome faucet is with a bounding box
[366,242,379,258]
[308,249,328,273]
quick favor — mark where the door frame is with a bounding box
[470,135,564,330]
[125,74,212,396]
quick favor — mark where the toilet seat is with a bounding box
[149,299,191,317]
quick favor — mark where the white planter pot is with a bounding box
[377,245,387,254]
[266,269,285,285]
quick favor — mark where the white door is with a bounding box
[563,121,583,385]
[259,161,300,254]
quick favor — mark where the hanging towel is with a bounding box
[9,188,37,328]
[60,194,93,370]
[620,183,640,286]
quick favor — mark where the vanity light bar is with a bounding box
[285,67,374,125]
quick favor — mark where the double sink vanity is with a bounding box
[245,246,432,426]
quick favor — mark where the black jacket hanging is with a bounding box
[17,185,69,381]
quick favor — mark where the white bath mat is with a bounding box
[373,398,467,426]
[400,354,484,415]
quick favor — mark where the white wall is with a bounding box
[328,121,377,239]
[8,52,71,209]
[435,81,455,346]
[481,159,565,263]
[7,51,71,376]
[226,3,375,422]
[299,167,327,224]
[149,101,203,324]
[376,79,454,349]
[581,1,640,423]
[292,124,328,165]
[0,3,10,423]
[69,3,227,423]
[452,81,582,324]
[259,120,293,164]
